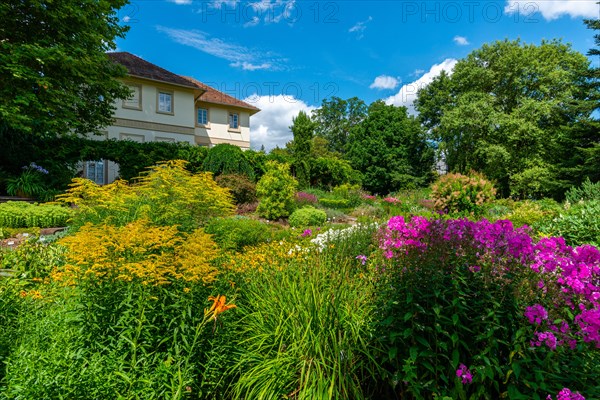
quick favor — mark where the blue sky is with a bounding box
[115,0,599,150]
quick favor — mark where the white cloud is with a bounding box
[168,0,192,4]
[369,75,400,90]
[453,35,469,46]
[385,58,458,114]
[229,61,272,71]
[505,0,598,20]
[156,26,284,71]
[244,94,316,151]
[348,16,373,39]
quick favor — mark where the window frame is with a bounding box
[196,107,209,127]
[156,90,174,115]
[228,112,240,131]
[122,83,142,110]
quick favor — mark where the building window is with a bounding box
[84,160,106,185]
[197,108,208,126]
[122,84,142,110]
[157,91,173,114]
[229,112,239,130]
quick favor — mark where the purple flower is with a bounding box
[456,363,473,384]
[525,304,548,325]
[555,388,586,400]
[356,255,368,265]
[301,229,312,238]
[469,265,481,273]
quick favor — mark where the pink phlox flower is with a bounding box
[455,363,473,384]
[525,304,548,325]
[301,229,312,237]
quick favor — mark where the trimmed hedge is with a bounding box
[0,202,72,228]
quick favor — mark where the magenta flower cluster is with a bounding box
[301,229,312,238]
[455,364,473,384]
[379,216,600,349]
[547,388,586,400]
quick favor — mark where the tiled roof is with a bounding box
[183,76,260,113]
[107,52,200,89]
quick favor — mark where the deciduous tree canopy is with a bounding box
[0,0,130,137]
[415,39,596,198]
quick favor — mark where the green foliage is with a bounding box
[312,96,367,155]
[0,202,72,228]
[256,161,298,220]
[310,156,362,189]
[202,144,255,180]
[215,174,257,205]
[416,39,595,198]
[537,200,600,247]
[0,240,65,279]
[205,216,271,252]
[230,245,380,399]
[288,206,327,228]
[565,178,600,203]
[347,101,434,194]
[0,0,130,137]
[431,172,496,216]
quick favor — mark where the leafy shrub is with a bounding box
[0,239,65,279]
[288,206,327,228]
[332,183,364,208]
[295,191,318,207]
[537,200,600,247]
[215,174,257,205]
[431,172,496,216]
[205,216,271,252]
[310,156,361,189]
[319,198,351,209]
[202,143,255,180]
[0,201,72,228]
[498,200,561,229]
[256,161,298,220]
[565,178,600,203]
[56,160,234,231]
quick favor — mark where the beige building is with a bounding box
[84,52,260,184]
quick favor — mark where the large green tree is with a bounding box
[346,101,434,194]
[415,39,595,198]
[0,0,130,137]
[312,96,367,155]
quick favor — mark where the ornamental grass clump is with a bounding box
[430,171,496,216]
[376,216,600,399]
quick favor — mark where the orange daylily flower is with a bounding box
[206,295,236,320]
